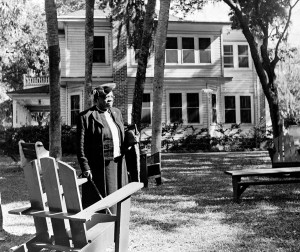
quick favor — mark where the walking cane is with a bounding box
[87,177,113,215]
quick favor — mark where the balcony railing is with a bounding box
[23,74,49,89]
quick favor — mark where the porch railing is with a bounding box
[23,75,49,89]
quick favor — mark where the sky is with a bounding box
[178,1,300,47]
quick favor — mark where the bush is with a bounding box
[0,125,77,157]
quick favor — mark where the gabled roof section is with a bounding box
[8,85,49,96]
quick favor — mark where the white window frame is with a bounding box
[162,35,213,66]
[68,91,82,126]
[166,90,204,125]
[211,92,218,125]
[223,94,254,125]
[223,42,251,69]
[93,33,109,65]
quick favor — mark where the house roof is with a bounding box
[7,85,49,96]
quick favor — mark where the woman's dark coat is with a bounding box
[76,105,128,208]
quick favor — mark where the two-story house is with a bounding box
[8,9,265,134]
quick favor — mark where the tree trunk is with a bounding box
[45,0,62,159]
[84,0,95,109]
[131,0,156,130]
[151,0,171,156]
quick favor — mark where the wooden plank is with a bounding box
[74,182,143,220]
[22,160,49,238]
[225,167,300,177]
[40,157,69,246]
[115,198,131,252]
[239,179,300,186]
[58,160,88,248]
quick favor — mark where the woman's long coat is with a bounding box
[76,105,127,208]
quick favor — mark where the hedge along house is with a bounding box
[8,9,265,134]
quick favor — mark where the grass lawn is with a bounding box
[1,151,300,251]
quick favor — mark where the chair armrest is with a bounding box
[74,182,143,220]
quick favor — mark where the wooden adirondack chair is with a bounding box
[9,157,143,252]
[271,133,300,167]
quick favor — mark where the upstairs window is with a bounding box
[238,45,249,68]
[224,45,234,68]
[93,36,105,63]
[166,37,178,63]
[141,93,151,124]
[182,37,195,63]
[199,38,211,63]
[70,95,80,126]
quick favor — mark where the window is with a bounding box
[141,93,151,124]
[166,37,178,63]
[170,93,182,123]
[70,95,80,126]
[225,96,236,123]
[93,36,105,63]
[199,38,211,63]
[211,94,217,123]
[238,45,249,68]
[187,93,200,123]
[168,92,202,124]
[182,37,195,63]
[224,45,234,68]
[223,44,250,68]
[224,95,252,124]
[240,96,251,123]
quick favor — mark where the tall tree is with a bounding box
[131,0,156,130]
[45,0,62,159]
[151,0,171,157]
[84,0,95,109]
[173,0,300,138]
[0,0,48,91]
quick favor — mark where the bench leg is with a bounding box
[232,177,241,203]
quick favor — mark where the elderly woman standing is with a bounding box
[76,83,128,212]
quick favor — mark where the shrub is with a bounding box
[0,125,77,157]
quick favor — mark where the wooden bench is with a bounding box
[140,152,162,187]
[269,133,300,168]
[225,167,300,202]
[9,157,143,252]
[18,140,49,171]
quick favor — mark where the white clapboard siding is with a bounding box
[59,35,66,77]
[63,24,113,77]
[223,70,255,93]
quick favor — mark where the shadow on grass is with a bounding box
[2,152,300,251]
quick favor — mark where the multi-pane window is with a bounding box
[93,36,105,63]
[141,93,151,124]
[224,95,252,124]
[169,93,201,124]
[187,93,200,123]
[199,38,211,63]
[166,37,178,63]
[70,95,80,126]
[211,93,217,123]
[240,96,251,123]
[238,45,249,68]
[225,96,236,123]
[182,37,195,63]
[224,45,234,68]
[170,93,182,123]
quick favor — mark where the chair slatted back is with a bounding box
[40,157,69,246]
[23,160,50,241]
[58,161,88,248]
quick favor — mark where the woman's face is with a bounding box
[96,91,114,110]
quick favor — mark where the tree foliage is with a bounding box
[0,0,48,91]
[172,0,300,138]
